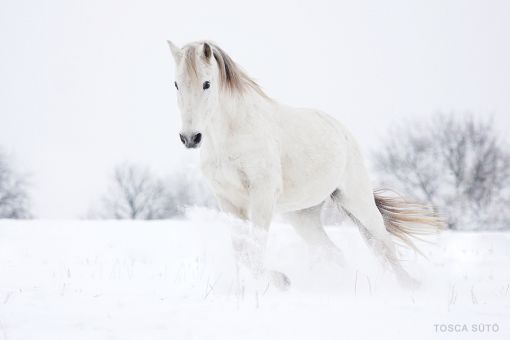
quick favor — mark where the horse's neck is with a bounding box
[205,90,275,148]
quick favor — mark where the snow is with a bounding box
[1,208,509,340]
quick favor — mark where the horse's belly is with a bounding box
[276,151,346,212]
[276,177,339,213]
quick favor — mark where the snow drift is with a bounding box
[0,208,509,340]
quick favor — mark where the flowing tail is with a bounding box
[374,189,445,253]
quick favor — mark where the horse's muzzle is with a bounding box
[179,132,202,148]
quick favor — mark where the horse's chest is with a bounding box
[200,155,248,199]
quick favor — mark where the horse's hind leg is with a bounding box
[284,203,344,266]
[332,189,417,287]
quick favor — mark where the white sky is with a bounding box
[1,0,509,218]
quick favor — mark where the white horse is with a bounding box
[167,40,442,289]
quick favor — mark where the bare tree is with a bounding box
[373,114,510,230]
[160,166,217,217]
[0,150,31,219]
[96,163,168,219]
[93,162,216,220]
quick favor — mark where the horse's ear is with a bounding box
[202,42,212,60]
[167,40,182,62]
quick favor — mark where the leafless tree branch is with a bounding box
[0,150,31,219]
[91,162,216,220]
[373,114,510,230]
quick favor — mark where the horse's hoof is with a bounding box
[269,270,291,291]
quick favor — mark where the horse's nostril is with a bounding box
[192,133,202,144]
[179,134,186,145]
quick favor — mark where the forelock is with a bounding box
[180,41,268,98]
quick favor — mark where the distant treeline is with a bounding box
[2,113,509,230]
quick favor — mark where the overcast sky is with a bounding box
[1,0,509,218]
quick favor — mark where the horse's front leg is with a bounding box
[242,184,275,274]
[233,181,290,290]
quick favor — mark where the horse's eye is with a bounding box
[203,81,210,90]
[174,81,178,90]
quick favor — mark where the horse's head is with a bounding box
[167,41,220,149]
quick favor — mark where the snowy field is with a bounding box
[1,208,509,340]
